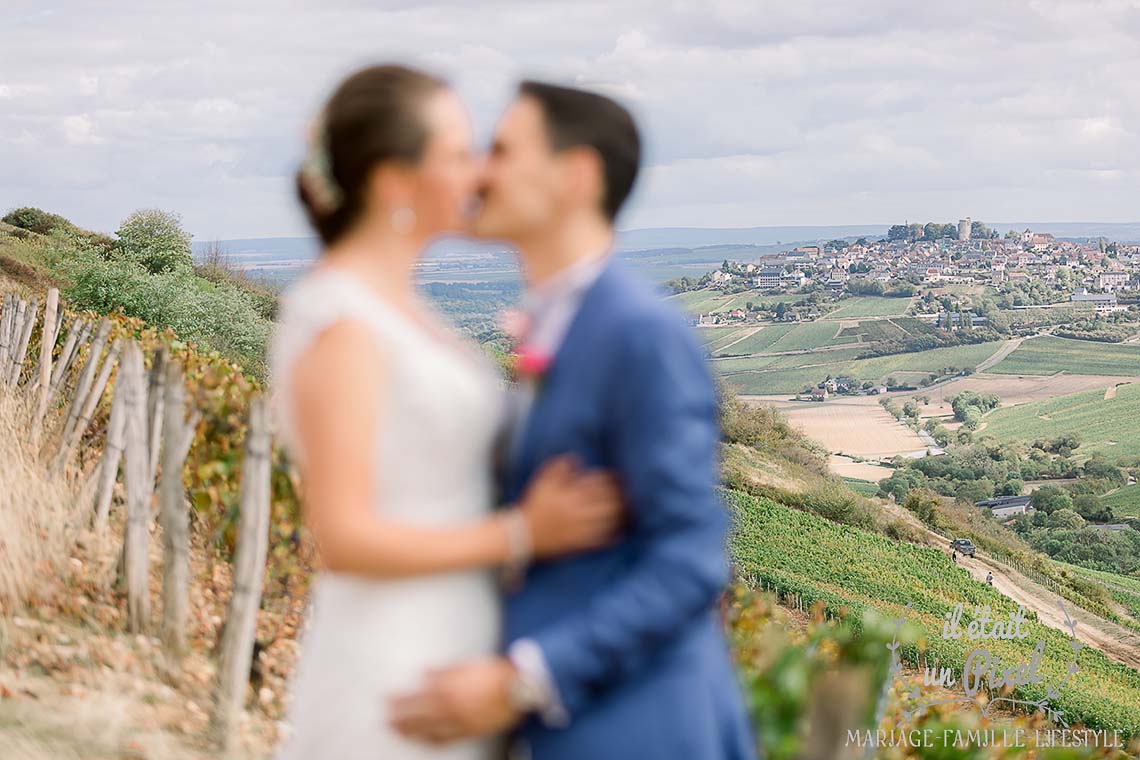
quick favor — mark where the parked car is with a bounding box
[950,538,976,557]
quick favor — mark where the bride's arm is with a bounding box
[289,319,619,578]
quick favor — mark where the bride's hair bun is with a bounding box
[297,64,445,246]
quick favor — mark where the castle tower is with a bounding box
[958,217,972,241]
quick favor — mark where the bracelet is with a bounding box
[502,508,533,586]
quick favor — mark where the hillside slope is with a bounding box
[727,489,1140,733]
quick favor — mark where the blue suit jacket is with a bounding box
[502,260,758,760]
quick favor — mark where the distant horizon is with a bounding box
[6,2,1138,242]
[191,219,1140,248]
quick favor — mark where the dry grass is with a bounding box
[747,396,928,460]
[0,388,286,758]
[0,391,90,611]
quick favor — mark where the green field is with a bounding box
[1060,563,1140,625]
[670,289,803,315]
[719,341,1003,395]
[981,382,1140,459]
[842,477,881,496]
[826,295,913,318]
[715,346,866,374]
[715,321,862,356]
[728,489,1140,733]
[696,325,750,348]
[1102,484,1140,517]
[991,335,1140,377]
[836,319,908,343]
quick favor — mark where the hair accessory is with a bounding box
[300,110,343,215]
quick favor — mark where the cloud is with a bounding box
[0,0,1138,238]
[60,114,101,145]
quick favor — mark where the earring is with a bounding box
[391,207,416,234]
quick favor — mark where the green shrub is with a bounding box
[113,208,193,274]
[21,227,271,376]
[2,206,77,235]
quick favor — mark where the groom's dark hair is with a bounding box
[519,80,641,223]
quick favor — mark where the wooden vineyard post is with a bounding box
[45,316,85,410]
[0,294,12,379]
[30,289,59,444]
[157,360,200,658]
[7,296,38,387]
[58,318,112,453]
[56,339,121,471]
[48,317,82,387]
[1,297,27,381]
[211,395,271,750]
[9,299,28,368]
[146,347,168,486]
[121,342,152,633]
[93,376,127,530]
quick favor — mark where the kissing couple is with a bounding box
[269,64,758,760]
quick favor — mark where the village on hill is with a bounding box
[682,218,1139,327]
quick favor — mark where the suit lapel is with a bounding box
[508,258,618,493]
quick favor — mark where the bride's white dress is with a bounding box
[269,267,504,760]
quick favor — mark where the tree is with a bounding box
[956,478,994,504]
[775,302,787,320]
[903,489,940,527]
[1072,494,1113,522]
[970,220,995,239]
[997,479,1025,497]
[1049,508,1085,530]
[1030,485,1072,515]
[878,469,927,503]
[115,209,193,274]
[950,391,1000,421]
[2,206,77,235]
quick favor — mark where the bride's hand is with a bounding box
[519,455,624,558]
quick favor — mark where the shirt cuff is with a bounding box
[507,638,570,728]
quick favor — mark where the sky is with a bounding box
[2,0,1139,241]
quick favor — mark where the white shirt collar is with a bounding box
[518,251,610,355]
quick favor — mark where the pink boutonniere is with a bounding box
[499,307,552,387]
[513,345,552,381]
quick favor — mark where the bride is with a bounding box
[269,65,622,759]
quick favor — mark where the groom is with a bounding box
[392,81,757,760]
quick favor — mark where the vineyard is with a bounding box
[0,283,306,757]
[727,489,1140,735]
[981,382,1140,459]
[1060,564,1140,626]
[825,295,914,319]
[990,335,1140,376]
[3,259,1139,757]
[1104,485,1140,518]
[719,341,1004,394]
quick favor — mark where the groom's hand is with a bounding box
[390,656,522,745]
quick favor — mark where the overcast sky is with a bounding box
[2,0,1138,241]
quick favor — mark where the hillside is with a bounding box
[982,381,1140,458]
[5,211,1140,757]
[728,489,1140,733]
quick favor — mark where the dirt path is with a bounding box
[879,500,1140,671]
[715,326,763,354]
[872,498,1140,670]
[975,337,1024,373]
[956,551,1140,670]
[711,340,862,361]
